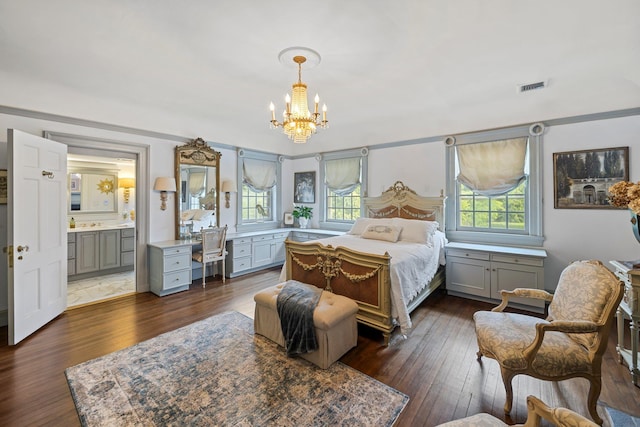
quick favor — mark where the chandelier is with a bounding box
[269,48,328,144]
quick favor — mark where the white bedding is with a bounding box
[280,230,447,333]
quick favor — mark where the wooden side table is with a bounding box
[609,260,640,386]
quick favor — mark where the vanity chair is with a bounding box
[192,225,228,287]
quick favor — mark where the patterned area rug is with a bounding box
[602,403,640,427]
[65,311,408,426]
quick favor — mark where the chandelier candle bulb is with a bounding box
[314,94,319,114]
[269,102,276,121]
[285,94,291,114]
[322,104,327,122]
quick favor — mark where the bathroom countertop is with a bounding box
[68,223,135,233]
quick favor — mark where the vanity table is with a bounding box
[609,260,640,386]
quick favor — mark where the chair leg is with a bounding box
[500,368,515,414]
[202,262,206,288]
[221,260,225,284]
[587,377,603,425]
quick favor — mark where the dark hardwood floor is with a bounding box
[1,267,638,426]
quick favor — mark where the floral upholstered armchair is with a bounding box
[437,395,598,427]
[473,260,624,425]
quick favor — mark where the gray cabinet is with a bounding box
[99,229,121,270]
[121,228,135,266]
[67,233,76,275]
[76,231,100,274]
[226,231,288,278]
[148,241,192,296]
[446,242,547,311]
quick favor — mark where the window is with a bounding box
[319,148,368,230]
[445,125,543,246]
[236,150,281,231]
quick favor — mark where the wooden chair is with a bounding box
[436,395,598,426]
[473,260,624,425]
[192,225,228,287]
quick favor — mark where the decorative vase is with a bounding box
[631,210,640,244]
[298,217,309,229]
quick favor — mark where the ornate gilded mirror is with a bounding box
[175,138,222,239]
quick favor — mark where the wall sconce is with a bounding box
[221,180,237,208]
[119,177,135,204]
[154,177,176,210]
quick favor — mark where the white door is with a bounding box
[8,129,67,345]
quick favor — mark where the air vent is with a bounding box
[518,80,546,93]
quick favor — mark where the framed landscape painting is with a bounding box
[553,146,629,209]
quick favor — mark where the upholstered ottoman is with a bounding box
[254,283,359,369]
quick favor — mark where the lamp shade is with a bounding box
[221,180,237,193]
[154,177,176,192]
[119,177,135,188]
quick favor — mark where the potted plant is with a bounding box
[292,205,313,228]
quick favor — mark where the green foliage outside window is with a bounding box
[459,181,526,231]
[327,185,361,221]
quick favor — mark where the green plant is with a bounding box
[292,205,313,219]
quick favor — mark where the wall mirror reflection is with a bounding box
[68,169,118,213]
[175,138,221,239]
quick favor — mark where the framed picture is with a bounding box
[0,169,6,204]
[283,212,294,227]
[553,146,629,209]
[294,171,315,204]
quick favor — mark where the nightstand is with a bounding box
[609,260,640,387]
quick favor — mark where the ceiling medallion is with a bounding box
[269,47,328,144]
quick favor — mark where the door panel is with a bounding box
[8,129,67,345]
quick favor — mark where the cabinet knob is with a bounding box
[485,268,490,271]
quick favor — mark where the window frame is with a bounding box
[319,148,368,231]
[236,149,282,232]
[445,125,544,247]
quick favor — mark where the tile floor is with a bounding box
[67,271,136,308]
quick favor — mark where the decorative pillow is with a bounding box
[348,218,392,235]
[180,209,196,221]
[392,218,439,245]
[361,224,402,243]
[192,209,214,221]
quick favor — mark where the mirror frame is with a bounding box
[175,138,222,239]
[68,168,119,214]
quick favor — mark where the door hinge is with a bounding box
[3,245,13,268]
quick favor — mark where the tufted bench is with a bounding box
[254,283,359,369]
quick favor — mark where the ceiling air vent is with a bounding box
[518,80,546,93]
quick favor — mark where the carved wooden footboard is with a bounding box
[284,240,394,342]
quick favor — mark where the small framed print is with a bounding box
[294,171,315,204]
[0,169,6,204]
[283,212,294,227]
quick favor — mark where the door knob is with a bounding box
[17,245,29,253]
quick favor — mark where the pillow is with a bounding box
[192,209,214,221]
[348,218,392,235]
[392,218,439,245]
[180,209,196,221]
[361,224,402,243]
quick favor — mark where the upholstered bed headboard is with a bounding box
[363,181,445,231]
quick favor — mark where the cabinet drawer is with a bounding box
[67,259,76,275]
[252,235,272,242]
[67,242,76,260]
[491,254,543,267]
[67,233,76,243]
[272,232,288,240]
[121,251,135,266]
[121,228,135,238]
[446,248,490,261]
[163,253,191,273]
[232,243,251,259]
[233,256,252,272]
[233,237,252,245]
[121,236,135,252]
[163,269,191,290]
[162,246,191,257]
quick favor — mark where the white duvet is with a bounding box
[280,230,447,333]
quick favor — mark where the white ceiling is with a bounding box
[1,0,638,156]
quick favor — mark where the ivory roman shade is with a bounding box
[456,137,527,196]
[325,157,361,196]
[243,158,277,192]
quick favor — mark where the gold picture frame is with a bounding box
[0,169,7,204]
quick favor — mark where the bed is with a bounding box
[282,181,446,345]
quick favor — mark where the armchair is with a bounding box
[192,225,228,287]
[473,260,624,425]
[437,395,598,426]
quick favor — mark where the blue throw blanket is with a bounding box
[276,280,323,357]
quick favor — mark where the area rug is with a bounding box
[601,402,640,427]
[65,311,408,426]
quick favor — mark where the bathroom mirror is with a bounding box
[175,138,221,239]
[68,169,118,213]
